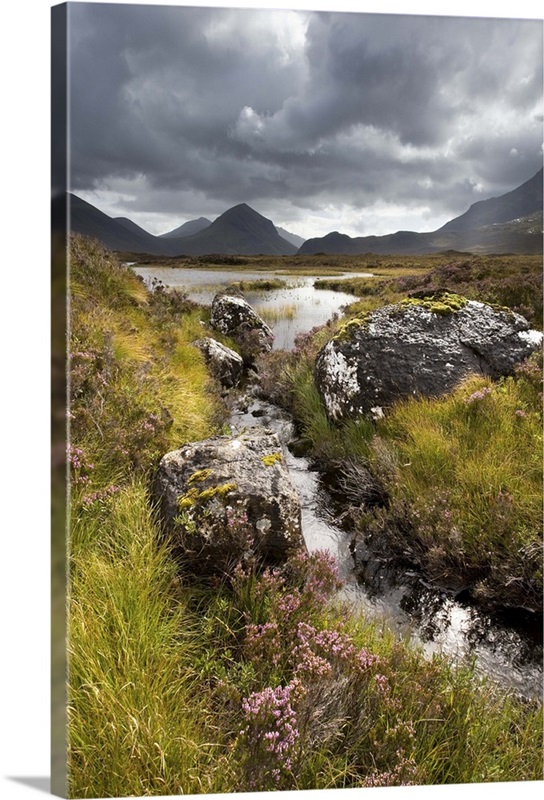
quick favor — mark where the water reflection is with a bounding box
[133,266,369,350]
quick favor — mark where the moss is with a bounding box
[199,482,237,501]
[188,468,214,484]
[399,292,468,316]
[177,481,237,510]
[261,452,283,467]
[177,487,200,509]
[332,313,370,342]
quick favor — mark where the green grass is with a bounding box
[67,236,543,796]
[229,277,290,291]
[314,253,543,328]
[68,483,237,797]
[364,362,543,610]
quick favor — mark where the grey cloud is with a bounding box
[67,4,543,237]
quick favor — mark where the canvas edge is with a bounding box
[51,3,69,797]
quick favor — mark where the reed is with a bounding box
[255,302,299,323]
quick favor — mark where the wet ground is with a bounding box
[133,265,365,349]
[230,397,543,700]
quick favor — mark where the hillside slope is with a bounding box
[299,169,543,255]
[166,203,298,256]
[67,194,173,255]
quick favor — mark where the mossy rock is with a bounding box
[315,296,542,421]
[154,428,303,575]
[400,291,467,315]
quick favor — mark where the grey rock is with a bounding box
[210,293,274,356]
[315,295,543,420]
[193,337,243,388]
[154,428,303,574]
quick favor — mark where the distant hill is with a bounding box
[275,226,306,248]
[437,168,543,233]
[115,216,163,240]
[299,169,543,256]
[159,217,211,239]
[60,169,542,258]
[66,194,174,255]
[166,203,298,256]
[64,195,297,256]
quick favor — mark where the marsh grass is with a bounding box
[67,236,543,795]
[364,361,543,609]
[229,277,290,291]
[255,302,299,323]
[315,253,543,328]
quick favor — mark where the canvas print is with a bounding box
[51,1,543,797]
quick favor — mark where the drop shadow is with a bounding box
[7,777,51,794]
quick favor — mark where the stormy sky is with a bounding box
[66,1,543,239]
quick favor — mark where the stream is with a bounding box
[132,263,543,700]
[230,397,543,700]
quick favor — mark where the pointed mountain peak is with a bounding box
[220,202,262,219]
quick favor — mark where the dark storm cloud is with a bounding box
[68,3,543,236]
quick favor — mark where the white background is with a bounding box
[0,1,542,799]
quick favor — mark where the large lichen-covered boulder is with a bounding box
[153,428,303,574]
[210,293,274,358]
[315,292,543,420]
[193,337,244,388]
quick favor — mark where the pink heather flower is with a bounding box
[82,485,121,506]
[465,386,492,404]
[357,648,381,671]
[277,592,301,616]
[374,673,389,695]
[68,444,95,483]
[240,681,300,775]
[515,409,527,418]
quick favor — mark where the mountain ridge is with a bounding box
[165,203,298,256]
[60,167,543,257]
[299,169,543,256]
[159,217,212,239]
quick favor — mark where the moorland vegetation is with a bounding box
[67,236,542,796]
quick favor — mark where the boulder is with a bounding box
[315,292,543,420]
[193,337,244,388]
[210,293,274,357]
[153,428,303,574]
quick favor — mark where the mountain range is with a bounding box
[57,167,542,256]
[299,169,543,255]
[59,195,299,256]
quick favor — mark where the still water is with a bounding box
[133,266,366,349]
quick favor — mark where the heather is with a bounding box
[315,253,543,328]
[268,345,543,613]
[360,356,543,611]
[67,237,542,796]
